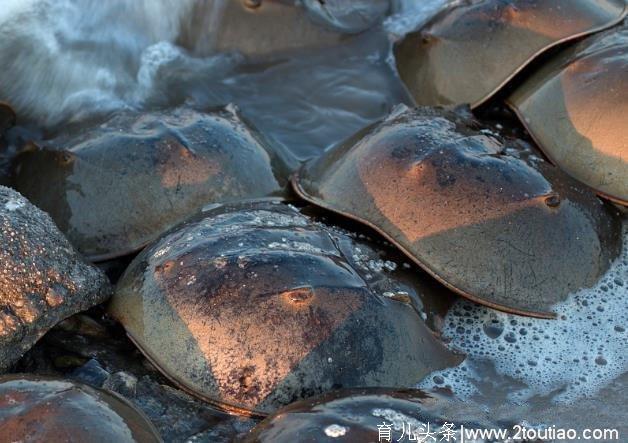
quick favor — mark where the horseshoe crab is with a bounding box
[394,0,627,108]
[180,0,388,58]
[12,106,288,261]
[244,388,496,442]
[0,186,111,370]
[0,375,160,442]
[292,106,622,318]
[508,22,628,205]
[109,200,462,415]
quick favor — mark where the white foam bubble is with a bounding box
[324,424,348,438]
[420,221,628,404]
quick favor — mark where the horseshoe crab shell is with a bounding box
[244,388,496,442]
[0,375,161,442]
[508,22,628,206]
[12,106,287,261]
[180,0,387,58]
[109,200,462,416]
[394,0,627,108]
[292,106,622,318]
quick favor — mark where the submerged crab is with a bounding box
[244,387,497,442]
[181,0,389,57]
[394,0,626,108]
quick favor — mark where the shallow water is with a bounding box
[1,0,626,438]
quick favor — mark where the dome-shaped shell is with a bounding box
[508,22,628,206]
[0,375,161,442]
[292,106,622,318]
[109,200,462,416]
[244,388,496,442]
[13,106,288,261]
[394,0,627,108]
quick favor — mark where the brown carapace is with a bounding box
[292,106,622,318]
[0,375,161,443]
[12,106,288,261]
[394,0,627,108]
[109,200,462,416]
[508,21,628,206]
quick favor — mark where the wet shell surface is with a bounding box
[394,0,627,108]
[244,388,496,442]
[0,375,161,443]
[292,106,623,318]
[180,0,383,58]
[508,22,628,206]
[0,186,111,370]
[109,200,462,416]
[12,106,287,261]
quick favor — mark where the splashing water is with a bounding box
[0,0,196,126]
[0,0,453,164]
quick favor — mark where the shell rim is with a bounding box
[290,171,556,319]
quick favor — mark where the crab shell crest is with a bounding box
[292,106,622,318]
[109,200,461,415]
